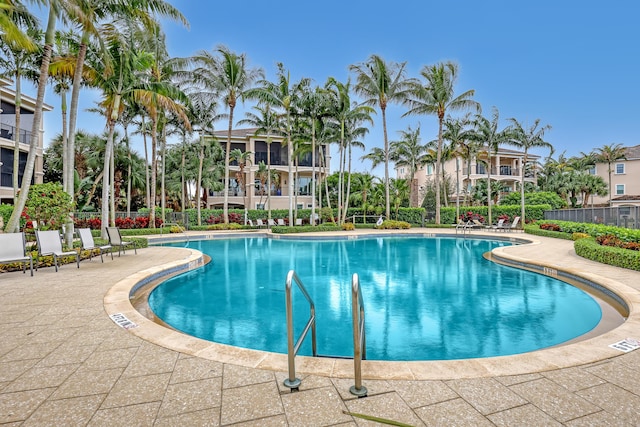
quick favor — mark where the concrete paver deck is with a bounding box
[1,229,639,426]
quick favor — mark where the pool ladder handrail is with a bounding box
[284,270,317,390]
[350,273,367,396]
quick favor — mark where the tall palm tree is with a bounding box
[592,143,627,206]
[0,21,39,201]
[470,107,511,224]
[298,84,331,225]
[506,118,553,224]
[247,62,308,224]
[350,54,411,220]
[389,125,428,207]
[5,0,65,232]
[403,61,479,224]
[191,45,263,224]
[324,77,374,223]
[444,114,477,206]
[237,104,280,219]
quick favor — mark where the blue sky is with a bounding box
[33,0,640,175]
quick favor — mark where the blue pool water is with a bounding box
[148,236,602,361]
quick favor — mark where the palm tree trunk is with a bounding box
[287,116,294,225]
[5,7,55,233]
[149,113,158,229]
[12,75,22,201]
[223,107,234,224]
[110,139,115,226]
[342,144,353,224]
[311,120,316,226]
[435,116,443,224]
[196,136,204,226]
[142,116,150,208]
[101,120,116,239]
[382,107,390,219]
[267,138,271,220]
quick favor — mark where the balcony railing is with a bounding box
[462,166,522,177]
[0,123,33,145]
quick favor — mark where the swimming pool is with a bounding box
[148,235,603,361]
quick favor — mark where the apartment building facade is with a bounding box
[205,128,329,210]
[0,78,52,204]
[397,146,539,206]
[590,144,640,207]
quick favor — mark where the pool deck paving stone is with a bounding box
[0,228,639,426]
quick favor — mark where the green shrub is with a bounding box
[523,224,574,240]
[376,220,411,229]
[499,191,566,209]
[342,223,355,231]
[533,220,640,243]
[572,232,590,241]
[271,224,341,234]
[575,237,640,271]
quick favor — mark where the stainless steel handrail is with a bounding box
[350,273,367,396]
[283,270,317,390]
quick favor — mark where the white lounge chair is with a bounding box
[268,219,277,227]
[35,230,80,272]
[77,228,112,262]
[503,216,521,231]
[295,218,303,226]
[277,218,286,226]
[256,219,266,228]
[247,219,254,227]
[0,232,34,276]
[106,227,137,256]
[489,218,506,231]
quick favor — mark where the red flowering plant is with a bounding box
[459,211,485,223]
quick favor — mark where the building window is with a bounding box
[426,164,434,175]
[296,204,303,209]
[615,163,625,174]
[616,184,625,195]
[588,166,596,175]
[256,204,265,210]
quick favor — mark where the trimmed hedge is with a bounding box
[271,224,341,234]
[575,237,640,271]
[523,224,574,240]
[534,220,640,243]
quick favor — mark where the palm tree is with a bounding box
[403,61,480,224]
[191,45,263,224]
[229,148,252,211]
[471,108,512,224]
[592,143,627,206]
[5,0,64,232]
[445,114,478,207]
[389,125,428,207]
[350,172,377,223]
[0,21,39,201]
[237,104,280,219]
[298,84,331,225]
[350,54,411,220]
[247,62,308,224]
[0,0,37,51]
[506,118,553,224]
[324,77,374,223]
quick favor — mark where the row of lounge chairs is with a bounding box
[0,227,136,276]
[248,218,304,228]
[455,216,521,234]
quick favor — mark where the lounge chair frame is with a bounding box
[35,230,80,272]
[106,227,137,256]
[77,228,112,262]
[0,232,34,276]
